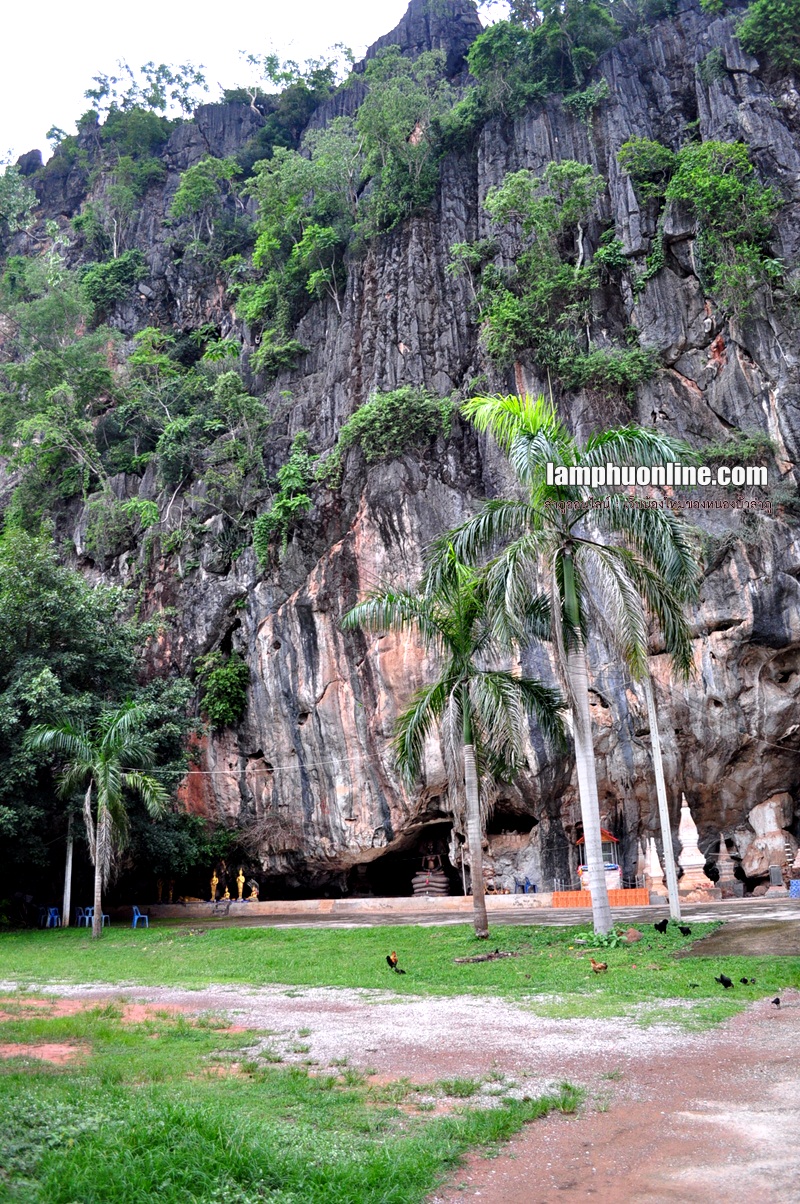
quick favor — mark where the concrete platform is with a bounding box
[148,893,556,922]
[142,894,800,930]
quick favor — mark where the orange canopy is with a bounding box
[575,828,618,845]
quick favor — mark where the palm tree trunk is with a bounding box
[62,813,73,928]
[463,741,489,939]
[92,803,108,940]
[643,675,681,919]
[567,641,613,935]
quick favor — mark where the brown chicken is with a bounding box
[386,951,406,974]
[589,958,608,974]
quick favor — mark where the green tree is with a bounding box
[467,1,621,114]
[0,240,120,511]
[253,431,317,560]
[0,528,137,888]
[195,652,250,729]
[618,137,782,318]
[452,161,656,398]
[27,701,169,939]
[738,0,800,75]
[342,550,563,937]
[170,156,242,243]
[0,165,37,249]
[239,118,364,346]
[85,60,207,117]
[356,47,455,232]
[434,395,698,933]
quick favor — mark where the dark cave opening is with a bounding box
[486,807,538,836]
[347,820,464,897]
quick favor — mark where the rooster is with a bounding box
[589,958,608,974]
[386,951,406,974]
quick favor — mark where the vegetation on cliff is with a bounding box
[0,0,794,905]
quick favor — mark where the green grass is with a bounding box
[0,1005,580,1203]
[1,921,797,1024]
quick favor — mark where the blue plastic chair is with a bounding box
[131,906,149,928]
[74,906,85,926]
[46,907,61,928]
[83,906,110,927]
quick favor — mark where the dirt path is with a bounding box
[430,998,800,1203]
[3,981,799,1202]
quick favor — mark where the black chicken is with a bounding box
[771,997,781,1008]
[715,973,734,989]
[678,925,692,936]
[654,918,669,934]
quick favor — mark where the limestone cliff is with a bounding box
[8,0,800,895]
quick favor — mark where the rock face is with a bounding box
[740,793,798,880]
[10,0,800,894]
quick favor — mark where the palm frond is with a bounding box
[462,393,569,455]
[83,782,95,860]
[121,771,169,819]
[394,678,452,787]
[582,426,697,469]
[426,501,543,587]
[25,723,92,765]
[440,689,467,816]
[617,555,695,680]
[597,497,700,600]
[95,803,113,887]
[341,589,444,650]
[510,674,567,752]
[117,731,158,772]
[98,699,149,753]
[576,542,651,679]
[57,760,93,802]
[483,536,556,646]
[471,670,565,765]
[469,671,525,770]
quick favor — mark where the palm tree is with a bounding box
[431,394,699,933]
[342,550,564,937]
[27,700,169,939]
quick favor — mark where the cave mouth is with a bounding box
[487,807,538,836]
[347,820,464,898]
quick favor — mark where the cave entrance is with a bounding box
[486,807,538,836]
[347,820,463,898]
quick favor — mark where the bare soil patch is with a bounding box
[3,982,799,1200]
[0,994,192,1024]
[430,995,800,1204]
[0,1042,87,1065]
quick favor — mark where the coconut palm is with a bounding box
[27,700,169,938]
[342,550,564,937]
[430,394,699,933]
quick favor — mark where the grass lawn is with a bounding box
[0,1002,579,1203]
[1,920,798,1026]
[1,921,797,1201]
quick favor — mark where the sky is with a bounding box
[1,0,502,165]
